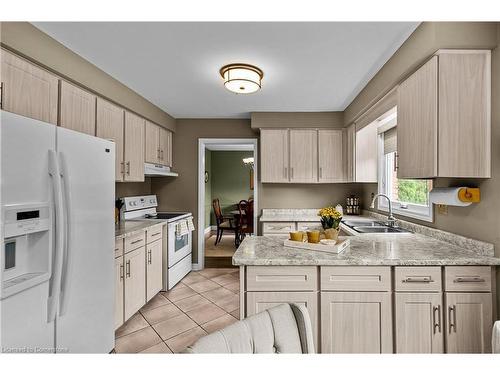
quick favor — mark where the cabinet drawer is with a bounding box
[262,222,296,234]
[321,266,391,291]
[444,266,491,292]
[146,224,163,244]
[115,237,124,258]
[297,222,323,232]
[247,266,318,291]
[395,267,442,292]
[124,231,146,254]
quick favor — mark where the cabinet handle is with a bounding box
[290,167,294,179]
[0,81,4,109]
[148,250,152,264]
[319,167,322,179]
[125,260,131,278]
[126,161,131,175]
[151,232,161,237]
[157,149,161,160]
[120,264,124,281]
[161,149,164,160]
[448,305,456,333]
[454,276,485,283]
[120,161,125,174]
[394,153,399,171]
[130,238,143,245]
[433,305,441,333]
[284,167,288,179]
[402,276,433,283]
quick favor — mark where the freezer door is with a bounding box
[1,111,56,351]
[55,127,115,353]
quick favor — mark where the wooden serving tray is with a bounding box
[283,238,350,254]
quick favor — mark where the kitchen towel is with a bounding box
[187,217,195,232]
[429,187,472,207]
[493,321,500,353]
[176,220,189,237]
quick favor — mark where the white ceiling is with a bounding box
[33,22,419,119]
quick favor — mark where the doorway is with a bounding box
[197,138,258,270]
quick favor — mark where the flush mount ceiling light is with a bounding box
[219,63,264,94]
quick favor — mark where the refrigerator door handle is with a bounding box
[58,152,73,317]
[47,150,65,323]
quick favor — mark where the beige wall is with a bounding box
[0,22,176,131]
[356,22,500,315]
[251,111,344,129]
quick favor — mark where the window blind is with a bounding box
[383,127,397,155]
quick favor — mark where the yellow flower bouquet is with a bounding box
[318,206,342,230]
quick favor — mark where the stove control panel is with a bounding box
[122,195,158,212]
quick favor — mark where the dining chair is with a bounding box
[237,199,254,242]
[212,198,238,245]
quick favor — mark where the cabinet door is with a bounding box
[445,292,492,353]
[289,129,317,183]
[59,80,96,136]
[354,121,378,182]
[1,49,58,124]
[145,120,160,164]
[115,257,125,329]
[96,98,125,181]
[438,51,491,178]
[318,129,343,182]
[397,56,438,178]
[321,292,392,353]
[159,127,172,167]
[146,240,163,302]
[124,247,146,321]
[395,293,443,353]
[260,129,289,183]
[124,111,145,182]
[344,124,356,182]
[246,291,318,350]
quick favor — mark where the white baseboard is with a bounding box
[191,263,202,271]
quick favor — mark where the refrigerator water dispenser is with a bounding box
[1,203,52,299]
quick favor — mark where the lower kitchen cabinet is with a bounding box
[395,293,444,353]
[115,256,125,329]
[246,291,319,349]
[146,239,163,302]
[445,292,492,353]
[124,246,146,321]
[320,291,393,353]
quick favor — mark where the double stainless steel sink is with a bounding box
[342,220,411,234]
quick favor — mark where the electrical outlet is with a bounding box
[437,204,448,215]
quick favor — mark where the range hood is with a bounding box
[144,163,179,177]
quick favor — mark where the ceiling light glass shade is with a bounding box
[220,64,263,94]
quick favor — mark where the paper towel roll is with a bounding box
[429,187,472,207]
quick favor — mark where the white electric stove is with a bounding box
[120,195,193,290]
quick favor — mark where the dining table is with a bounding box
[229,210,245,246]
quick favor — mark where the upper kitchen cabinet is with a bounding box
[59,80,97,136]
[145,121,173,167]
[124,111,145,182]
[289,129,318,183]
[159,127,173,167]
[145,120,160,164]
[355,120,378,183]
[343,124,356,183]
[260,129,289,183]
[96,98,125,181]
[397,50,491,178]
[318,129,343,183]
[0,49,58,124]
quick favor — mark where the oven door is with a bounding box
[167,219,192,267]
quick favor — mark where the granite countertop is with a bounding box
[232,234,500,266]
[260,208,321,222]
[115,220,165,240]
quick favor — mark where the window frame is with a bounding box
[377,127,434,223]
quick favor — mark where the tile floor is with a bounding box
[114,268,240,354]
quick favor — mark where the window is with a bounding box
[377,109,433,222]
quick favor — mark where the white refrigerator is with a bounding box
[0,110,115,353]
